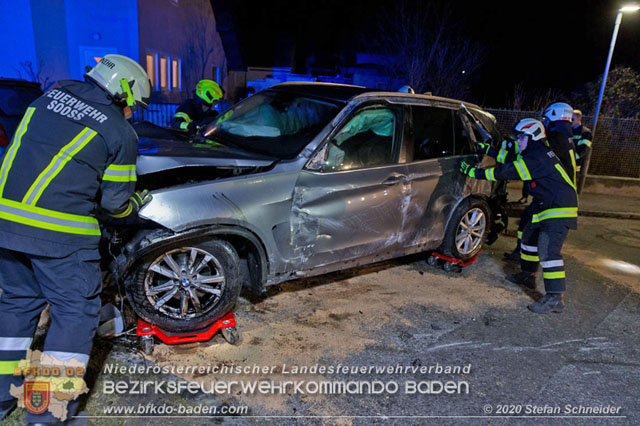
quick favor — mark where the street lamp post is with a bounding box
[577,4,639,194]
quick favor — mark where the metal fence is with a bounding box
[132,103,179,127]
[486,109,640,178]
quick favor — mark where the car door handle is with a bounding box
[382,175,408,186]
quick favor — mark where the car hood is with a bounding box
[136,136,278,175]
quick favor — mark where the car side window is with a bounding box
[324,107,397,171]
[454,114,475,155]
[411,106,454,160]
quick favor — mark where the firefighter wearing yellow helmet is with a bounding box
[171,79,223,133]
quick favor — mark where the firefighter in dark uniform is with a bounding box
[477,139,533,262]
[543,102,577,185]
[571,109,592,175]
[170,79,223,134]
[0,54,152,423]
[461,118,578,314]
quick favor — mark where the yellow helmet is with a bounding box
[196,79,223,104]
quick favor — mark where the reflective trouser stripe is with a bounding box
[180,121,190,130]
[514,159,532,180]
[0,337,33,351]
[532,207,578,223]
[0,107,35,196]
[102,164,137,182]
[521,244,537,252]
[521,253,539,262]
[541,260,564,268]
[0,197,100,235]
[42,351,89,366]
[543,271,565,280]
[22,127,98,205]
[578,139,592,147]
[0,360,20,375]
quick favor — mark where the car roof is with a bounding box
[268,82,481,109]
[269,82,384,102]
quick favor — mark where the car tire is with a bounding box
[440,198,490,262]
[126,239,241,332]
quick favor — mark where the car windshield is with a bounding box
[202,90,342,159]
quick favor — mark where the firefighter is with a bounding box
[571,109,593,174]
[0,54,151,423]
[543,102,577,185]
[170,79,223,133]
[477,138,530,262]
[461,118,578,314]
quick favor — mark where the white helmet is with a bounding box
[543,102,573,122]
[86,54,151,109]
[512,118,546,141]
[398,85,415,94]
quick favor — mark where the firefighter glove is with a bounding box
[477,142,491,154]
[460,160,477,178]
[130,189,152,213]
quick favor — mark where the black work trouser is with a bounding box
[519,224,570,293]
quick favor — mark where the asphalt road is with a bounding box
[4,215,639,426]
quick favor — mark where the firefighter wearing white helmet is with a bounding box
[86,54,151,112]
[542,102,577,185]
[0,54,152,423]
[460,118,578,314]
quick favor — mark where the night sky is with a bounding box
[229,0,640,108]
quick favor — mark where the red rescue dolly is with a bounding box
[136,311,239,355]
[427,251,481,273]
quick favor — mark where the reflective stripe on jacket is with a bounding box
[0,80,138,254]
[473,140,578,231]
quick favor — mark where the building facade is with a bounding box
[0,0,227,103]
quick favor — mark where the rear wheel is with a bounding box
[440,198,490,261]
[126,239,241,332]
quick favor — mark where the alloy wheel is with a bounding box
[144,247,226,320]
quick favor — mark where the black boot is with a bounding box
[503,246,520,263]
[528,293,565,314]
[507,271,536,289]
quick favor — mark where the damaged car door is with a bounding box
[290,104,408,269]
[400,104,482,248]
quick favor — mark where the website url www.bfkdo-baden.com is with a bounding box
[100,403,249,416]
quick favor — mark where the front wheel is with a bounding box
[126,239,241,332]
[440,198,490,262]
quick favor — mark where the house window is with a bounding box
[160,56,168,90]
[146,53,156,89]
[172,59,181,91]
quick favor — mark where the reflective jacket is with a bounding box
[170,98,218,133]
[476,140,578,231]
[0,80,137,256]
[572,124,592,161]
[546,121,577,185]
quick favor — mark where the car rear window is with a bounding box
[0,86,42,116]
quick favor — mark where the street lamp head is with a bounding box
[620,4,640,12]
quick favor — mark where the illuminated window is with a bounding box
[172,59,181,91]
[146,53,156,89]
[160,56,168,90]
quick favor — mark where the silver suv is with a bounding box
[108,83,506,332]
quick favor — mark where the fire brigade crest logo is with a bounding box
[24,381,50,414]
